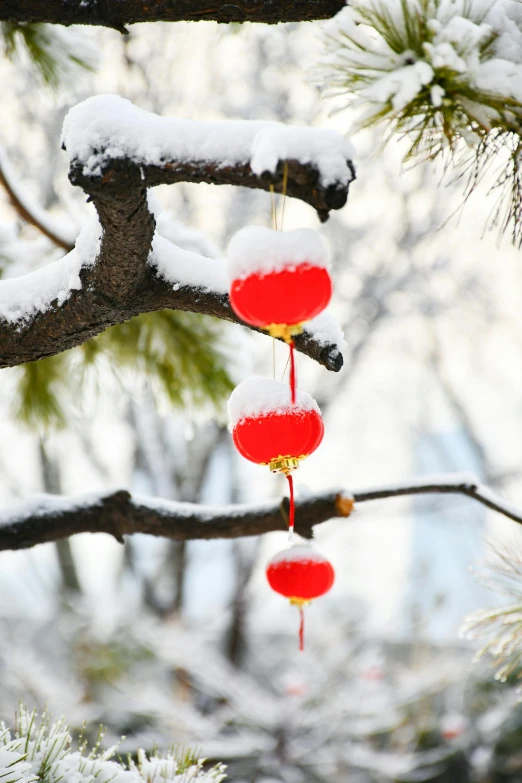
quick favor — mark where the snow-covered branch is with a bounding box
[64,96,355,222]
[1,473,522,552]
[0,96,353,370]
[1,0,346,28]
[0,488,355,550]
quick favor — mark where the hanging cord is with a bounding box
[269,183,278,231]
[269,183,278,375]
[286,472,295,541]
[298,604,305,652]
[288,339,296,405]
[279,162,288,229]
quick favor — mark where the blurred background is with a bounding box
[1,17,522,782]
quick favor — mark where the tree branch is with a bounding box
[1,473,522,553]
[0,98,352,370]
[0,0,346,27]
[0,146,75,251]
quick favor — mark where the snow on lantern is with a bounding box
[227,226,332,342]
[228,377,323,474]
[227,227,332,403]
[228,377,324,536]
[266,544,335,651]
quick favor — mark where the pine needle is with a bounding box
[318,0,522,244]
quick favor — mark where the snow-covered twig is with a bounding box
[0,0,345,27]
[1,473,522,552]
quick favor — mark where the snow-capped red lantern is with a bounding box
[227,226,332,343]
[227,377,324,475]
[266,544,335,650]
[228,377,323,535]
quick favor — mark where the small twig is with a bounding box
[0,147,74,251]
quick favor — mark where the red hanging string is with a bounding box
[289,339,296,405]
[298,604,305,652]
[286,472,295,537]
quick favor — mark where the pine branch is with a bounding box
[2,473,522,552]
[0,0,346,28]
[0,99,353,371]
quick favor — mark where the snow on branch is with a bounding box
[64,95,355,222]
[0,0,346,28]
[0,96,353,370]
[1,473,522,553]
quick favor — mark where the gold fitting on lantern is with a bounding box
[269,456,300,474]
[265,323,304,343]
[289,597,311,607]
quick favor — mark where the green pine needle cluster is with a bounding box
[14,311,235,432]
[1,22,95,89]
[461,542,522,682]
[0,706,226,783]
[13,353,69,431]
[319,0,522,243]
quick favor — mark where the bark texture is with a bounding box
[0,0,346,28]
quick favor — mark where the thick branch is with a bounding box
[0,99,352,370]
[0,489,354,551]
[0,0,346,27]
[70,156,353,224]
[1,473,522,553]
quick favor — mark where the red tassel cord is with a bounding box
[286,472,295,541]
[289,339,296,405]
[298,604,305,652]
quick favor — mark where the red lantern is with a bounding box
[227,227,332,342]
[266,544,335,650]
[228,378,324,475]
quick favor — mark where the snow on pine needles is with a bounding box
[0,707,226,783]
[318,0,522,243]
[461,540,522,683]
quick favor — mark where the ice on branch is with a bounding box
[61,95,355,188]
[0,215,101,324]
[227,226,330,280]
[0,708,226,783]
[227,377,321,426]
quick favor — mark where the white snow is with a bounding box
[148,234,227,294]
[320,0,522,132]
[304,310,347,351]
[0,491,108,528]
[61,95,355,188]
[0,708,225,783]
[131,494,279,521]
[0,216,101,324]
[155,213,220,259]
[227,377,321,426]
[268,544,330,565]
[227,226,330,280]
